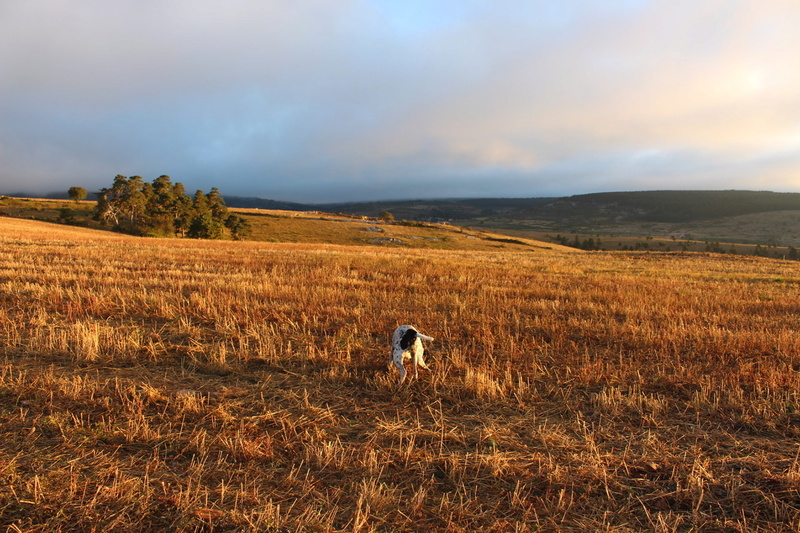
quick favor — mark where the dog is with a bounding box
[391,325,434,384]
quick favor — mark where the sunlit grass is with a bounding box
[0,196,569,251]
[2,217,800,531]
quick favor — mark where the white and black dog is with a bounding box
[391,325,434,384]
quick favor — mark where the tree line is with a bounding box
[92,175,251,240]
[552,234,603,250]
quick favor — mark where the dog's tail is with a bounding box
[415,333,434,342]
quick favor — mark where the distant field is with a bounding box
[2,217,800,531]
[4,194,799,256]
[476,209,800,254]
[0,196,566,252]
[230,208,577,252]
[315,190,800,250]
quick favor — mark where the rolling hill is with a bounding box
[222,190,800,225]
[5,189,800,248]
[313,190,800,247]
[0,196,572,252]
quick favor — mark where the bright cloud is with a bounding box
[1,0,799,202]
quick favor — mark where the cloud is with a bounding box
[2,0,800,201]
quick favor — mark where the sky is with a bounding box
[2,0,800,203]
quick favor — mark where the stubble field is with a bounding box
[1,217,800,532]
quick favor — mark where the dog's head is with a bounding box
[399,326,418,350]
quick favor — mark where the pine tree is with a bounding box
[93,175,240,239]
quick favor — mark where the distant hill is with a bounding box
[529,190,800,224]
[317,190,800,223]
[316,190,800,247]
[11,189,800,246]
[222,196,558,221]
[4,191,75,200]
[223,195,310,211]
[315,197,556,221]
[0,196,573,252]
[24,189,800,223]
[3,192,313,210]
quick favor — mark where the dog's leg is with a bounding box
[412,341,428,379]
[417,355,430,372]
[393,348,407,384]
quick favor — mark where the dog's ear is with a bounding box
[399,328,418,350]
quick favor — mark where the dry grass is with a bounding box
[2,217,800,531]
[230,208,572,252]
[0,196,568,252]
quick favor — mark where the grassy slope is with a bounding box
[5,192,799,251]
[474,209,800,250]
[0,197,569,252]
[231,208,573,252]
[322,190,800,225]
[317,191,800,248]
[2,218,800,531]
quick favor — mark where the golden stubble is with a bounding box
[2,218,800,531]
